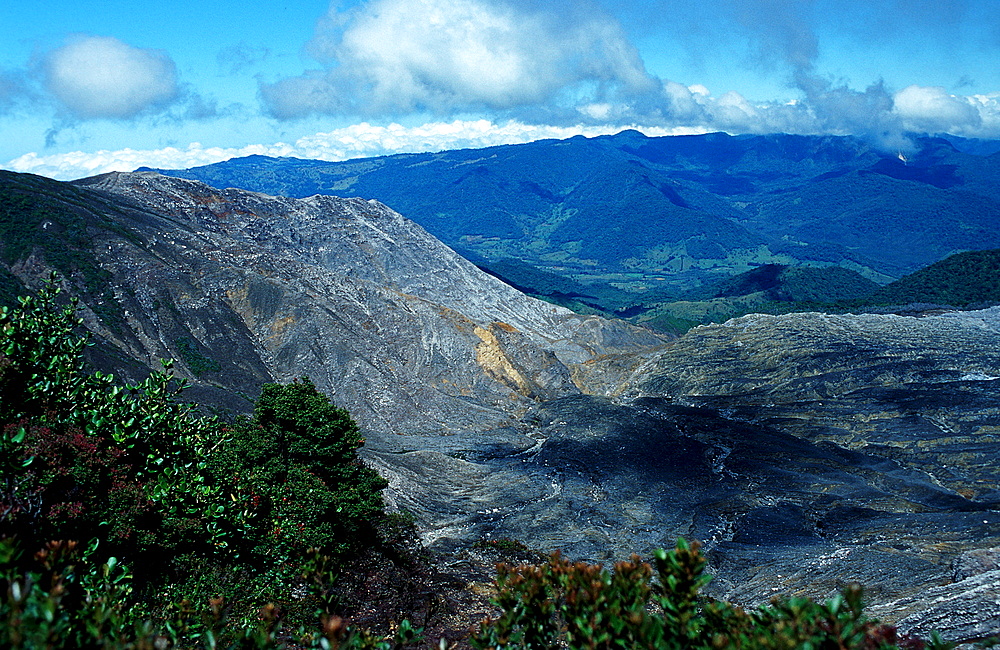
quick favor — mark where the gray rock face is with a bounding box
[613,311,1000,639]
[74,171,664,436]
[880,545,1000,642]
[56,171,669,547]
[11,170,1000,642]
[626,310,1000,504]
[879,569,1000,643]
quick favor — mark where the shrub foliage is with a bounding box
[473,539,950,650]
[0,277,406,647]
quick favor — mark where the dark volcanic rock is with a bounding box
[460,395,996,610]
[608,310,1000,638]
[388,307,1000,640]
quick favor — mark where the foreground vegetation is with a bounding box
[472,540,947,650]
[0,279,966,648]
[0,278,416,647]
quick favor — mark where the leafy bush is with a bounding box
[473,538,535,554]
[473,539,949,650]
[200,378,389,573]
[0,536,422,649]
[0,277,410,647]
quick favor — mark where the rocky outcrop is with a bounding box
[880,568,1000,643]
[625,310,1000,503]
[70,171,665,438]
[612,310,1000,639]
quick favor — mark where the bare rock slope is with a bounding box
[6,169,999,642]
[617,310,1000,637]
[64,171,667,542]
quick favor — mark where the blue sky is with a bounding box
[2,0,999,179]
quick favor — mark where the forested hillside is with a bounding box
[150,132,1000,299]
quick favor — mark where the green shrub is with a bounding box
[204,377,389,567]
[473,538,534,554]
[0,277,409,647]
[175,336,221,377]
[0,537,422,649]
[473,539,949,650]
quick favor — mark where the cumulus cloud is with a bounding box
[261,0,657,120]
[41,36,179,120]
[893,85,983,134]
[2,119,704,181]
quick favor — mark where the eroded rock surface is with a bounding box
[384,309,1000,641]
[71,171,665,437]
[7,170,999,642]
[610,311,1000,637]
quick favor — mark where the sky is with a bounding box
[2,0,999,180]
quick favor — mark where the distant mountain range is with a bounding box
[147,131,1000,304]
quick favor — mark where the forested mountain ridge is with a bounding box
[147,131,1000,298]
[864,248,1000,307]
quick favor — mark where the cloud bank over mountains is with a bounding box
[6,120,697,180]
[261,0,657,120]
[258,0,1000,145]
[2,0,1000,179]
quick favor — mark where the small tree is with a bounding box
[209,378,389,565]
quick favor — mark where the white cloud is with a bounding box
[969,94,1000,137]
[260,0,655,119]
[893,85,983,134]
[41,36,179,120]
[660,80,707,122]
[3,119,705,181]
